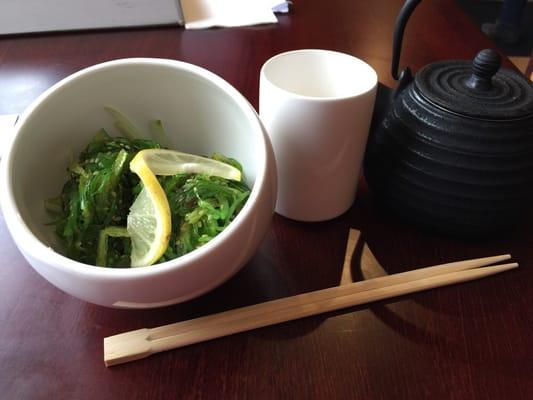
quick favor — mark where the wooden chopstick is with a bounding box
[144,254,511,338]
[104,251,517,366]
[130,263,517,357]
[115,253,512,345]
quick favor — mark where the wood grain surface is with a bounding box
[1,1,532,399]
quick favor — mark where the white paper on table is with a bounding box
[0,0,291,35]
[180,0,280,29]
[271,0,291,13]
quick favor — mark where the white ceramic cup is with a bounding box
[259,49,378,221]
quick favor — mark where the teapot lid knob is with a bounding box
[466,49,501,91]
[414,48,533,120]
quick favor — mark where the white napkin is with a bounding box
[180,0,290,30]
[271,1,291,13]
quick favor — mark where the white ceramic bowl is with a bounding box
[0,58,276,308]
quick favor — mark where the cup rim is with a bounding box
[0,57,270,279]
[260,49,378,101]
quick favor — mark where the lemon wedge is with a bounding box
[126,149,242,267]
[132,149,242,181]
[127,155,172,267]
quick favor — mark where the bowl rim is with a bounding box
[0,57,271,279]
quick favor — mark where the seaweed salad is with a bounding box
[45,108,250,268]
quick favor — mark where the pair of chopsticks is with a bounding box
[104,229,518,367]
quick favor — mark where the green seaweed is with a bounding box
[46,111,250,268]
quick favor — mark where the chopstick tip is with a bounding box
[489,262,518,272]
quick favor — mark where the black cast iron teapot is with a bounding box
[364,0,533,237]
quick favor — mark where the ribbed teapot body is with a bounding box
[364,84,533,236]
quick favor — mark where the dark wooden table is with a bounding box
[1,1,532,399]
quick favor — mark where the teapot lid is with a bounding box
[415,49,533,120]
